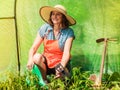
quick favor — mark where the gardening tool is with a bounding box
[96,38,118,86]
[55,63,70,79]
[26,64,46,86]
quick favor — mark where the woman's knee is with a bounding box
[33,53,43,65]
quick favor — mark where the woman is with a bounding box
[27,5,76,81]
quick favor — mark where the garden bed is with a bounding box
[0,67,120,90]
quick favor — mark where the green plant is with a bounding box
[0,67,120,90]
[0,71,47,90]
[68,67,93,90]
[47,67,93,90]
[102,72,120,90]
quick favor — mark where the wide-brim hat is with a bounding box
[39,5,76,26]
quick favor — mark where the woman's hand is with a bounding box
[54,63,70,79]
[27,60,34,70]
[54,63,65,79]
[55,70,62,79]
[27,32,43,70]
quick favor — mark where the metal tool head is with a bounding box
[96,38,106,43]
[96,38,118,43]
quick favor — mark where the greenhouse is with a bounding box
[0,0,120,89]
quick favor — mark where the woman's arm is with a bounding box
[55,37,74,78]
[60,37,74,68]
[27,32,43,69]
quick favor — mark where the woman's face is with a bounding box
[51,11,63,25]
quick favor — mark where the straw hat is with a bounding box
[39,5,76,26]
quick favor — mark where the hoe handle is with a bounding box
[99,38,107,85]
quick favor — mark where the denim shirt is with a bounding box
[38,23,75,51]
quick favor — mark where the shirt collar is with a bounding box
[48,25,63,33]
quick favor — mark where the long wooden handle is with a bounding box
[99,38,108,85]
